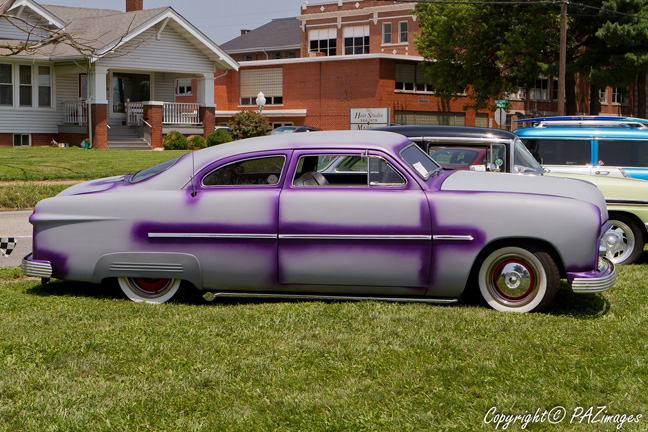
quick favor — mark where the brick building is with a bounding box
[216,0,632,131]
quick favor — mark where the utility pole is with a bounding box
[558,0,567,115]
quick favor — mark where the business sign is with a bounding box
[349,108,391,130]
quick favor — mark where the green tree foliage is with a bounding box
[414,0,560,110]
[229,111,270,140]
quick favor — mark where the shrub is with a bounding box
[163,131,188,150]
[187,135,206,150]
[229,111,270,140]
[207,129,233,147]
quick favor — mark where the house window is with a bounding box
[382,22,392,44]
[599,88,608,104]
[399,21,408,43]
[530,77,549,101]
[13,134,31,147]
[239,68,283,106]
[176,79,192,96]
[395,64,432,92]
[38,66,51,107]
[274,52,282,60]
[79,73,88,99]
[287,51,296,59]
[309,28,337,56]
[19,65,32,107]
[0,64,12,106]
[612,87,627,105]
[243,55,253,61]
[344,26,369,55]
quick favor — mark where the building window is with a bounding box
[13,134,31,147]
[19,65,32,107]
[475,113,489,128]
[0,64,12,106]
[399,21,408,43]
[243,55,253,61]
[176,79,192,96]
[38,66,51,107]
[599,88,608,104]
[612,87,627,105]
[395,64,433,92]
[344,26,369,55]
[530,77,550,101]
[287,51,296,58]
[79,73,88,99]
[309,28,337,56]
[239,68,283,106]
[395,111,466,126]
[382,22,392,44]
[274,52,282,60]
[551,78,558,101]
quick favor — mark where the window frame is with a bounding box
[13,133,31,148]
[398,21,408,43]
[0,63,12,106]
[19,64,32,107]
[201,154,287,188]
[38,66,51,108]
[382,22,392,44]
[176,79,193,96]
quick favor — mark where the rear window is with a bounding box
[129,157,181,183]
[598,140,648,167]
[522,139,591,165]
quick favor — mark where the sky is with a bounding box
[40,0,302,45]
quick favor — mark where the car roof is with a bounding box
[514,125,648,139]
[371,125,517,140]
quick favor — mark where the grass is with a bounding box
[0,147,188,181]
[0,183,72,210]
[0,260,647,431]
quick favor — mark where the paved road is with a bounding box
[0,210,33,268]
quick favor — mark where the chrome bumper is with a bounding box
[569,257,616,294]
[21,253,53,278]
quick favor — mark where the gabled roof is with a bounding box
[1,0,238,69]
[221,17,300,54]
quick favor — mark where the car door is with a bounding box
[277,150,432,295]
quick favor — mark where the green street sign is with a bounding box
[495,99,508,108]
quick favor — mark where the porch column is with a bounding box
[89,68,108,149]
[143,101,164,149]
[197,73,216,139]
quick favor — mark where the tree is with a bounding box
[414,0,560,110]
[229,111,270,140]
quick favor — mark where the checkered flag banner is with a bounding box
[1,237,17,257]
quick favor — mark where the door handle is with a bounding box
[595,170,609,175]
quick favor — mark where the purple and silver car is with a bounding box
[22,131,615,312]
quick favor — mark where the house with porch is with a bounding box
[0,0,237,149]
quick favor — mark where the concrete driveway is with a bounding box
[0,210,33,268]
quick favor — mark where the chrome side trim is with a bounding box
[203,291,459,304]
[109,262,184,273]
[433,235,474,241]
[149,233,276,240]
[278,234,432,241]
[21,253,52,278]
[606,199,648,206]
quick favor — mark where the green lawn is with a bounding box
[1,262,646,431]
[0,147,188,181]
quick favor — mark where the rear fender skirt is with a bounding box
[92,252,202,288]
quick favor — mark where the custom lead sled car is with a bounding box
[23,131,615,312]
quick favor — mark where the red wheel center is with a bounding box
[132,278,170,294]
[491,260,536,300]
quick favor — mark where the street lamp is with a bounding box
[256,91,266,115]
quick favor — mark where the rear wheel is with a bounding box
[478,246,560,313]
[118,277,181,304]
[602,214,644,265]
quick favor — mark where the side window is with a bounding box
[202,156,285,186]
[523,139,591,165]
[598,140,648,167]
[292,154,405,187]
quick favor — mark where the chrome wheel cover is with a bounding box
[602,222,635,264]
[484,253,540,308]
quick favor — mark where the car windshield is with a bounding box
[129,156,181,183]
[513,138,544,174]
[400,143,441,179]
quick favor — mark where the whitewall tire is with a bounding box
[118,277,181,304]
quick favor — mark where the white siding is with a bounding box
[99,27,214,73]
[0,14,51,40]
[154,72,175,102]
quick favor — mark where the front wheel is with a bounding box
[118,277,181,304]
[602,214,644,265]
[478,246,560,313]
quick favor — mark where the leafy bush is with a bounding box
[187,135,206,150]
[229,111,270,140]
[207,129,233,147]
[163,131,188,150]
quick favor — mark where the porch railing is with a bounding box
[63,100,88,125]
[126,102,144,126]
[163,103,201,125]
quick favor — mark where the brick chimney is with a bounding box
[126,0,143,12]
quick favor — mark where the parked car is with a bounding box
[270,126,322,134]
[373,125,648,265]
[514,116,648,180]
[429,147,488,170]
[22,131,615,312]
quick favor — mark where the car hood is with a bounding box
[544,172,648,202]
[441,171,607,217]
